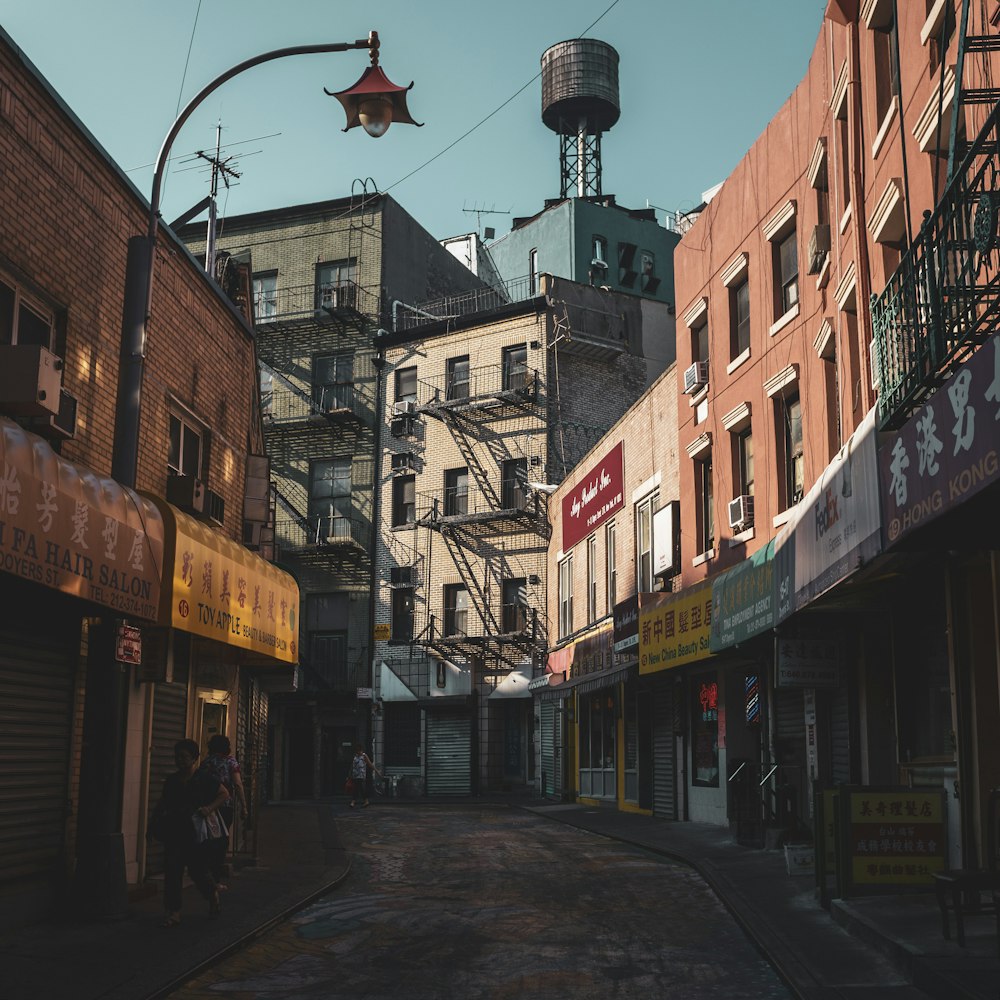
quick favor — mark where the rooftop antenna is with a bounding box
[461,201,511,240]
[195,120,242,274]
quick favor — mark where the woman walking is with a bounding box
[148,739,228,926]
[199,734,248,886]
[349,744,381,807]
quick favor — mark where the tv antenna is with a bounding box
[462,201,512,240]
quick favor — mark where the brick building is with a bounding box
[374,275,674,795]
[181,193,488,799]
[0,27,296,924]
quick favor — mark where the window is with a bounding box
[731,278,750,358]
[691,314,709,368]
[395,366,417,404]
[310,459,351,539]
[168,413,203,479]
[446,355,470,400]
[392,474,415,527]
[501,458,527,510]
[606,521,617,609]
[529,248,539,295]
[502,344,529,391]
[313,353,353,411]
[778,393,804,508]
[252,271,277,321]
[586,534,598,622]
[872,9,899,127]
[391,586,414,642]
[775,230,799,316]
[558,555,574,639]
[635,493,658,592]
[444,468,468,516]
[315,259,357,310]
[837,115,851,220]
[735,428,755,498]
[697,455,714,553]
[443,584,469,636]
[640,250,660,295]
[592,235,607,263]
[502,578,527,634]
[0,276,54,349]
[309,631,347,688]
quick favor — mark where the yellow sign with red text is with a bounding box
[638,580,714,674]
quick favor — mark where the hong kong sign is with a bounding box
[561,441,624,551]
[880,331,1000,547]
[0,417,163,620]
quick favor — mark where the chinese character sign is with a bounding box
[561,441,624,551]
[0,418,163,619]
[842,788,946,891]
[880,330,1000,546]
[638,580,713,674]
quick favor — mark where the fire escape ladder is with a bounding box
[947,0,1000,181]
[443,412,502,510]
[271,484,314,541]
[439,524,502,636]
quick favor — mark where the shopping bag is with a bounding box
[344,778,355,795]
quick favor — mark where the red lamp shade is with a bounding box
[327,64,422,137]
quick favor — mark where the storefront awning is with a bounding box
[639,580,714,674]
[380,660,417,702]
[0,417,164,620]
[488,664,533,699]
[536,661,637,700]
[146,495,298,665]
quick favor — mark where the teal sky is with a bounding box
[2,0,826,241]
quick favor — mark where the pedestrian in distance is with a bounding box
[199,734,249,888]
[147,738,228,927]
[349,743,381,807]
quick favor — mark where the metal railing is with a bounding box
[871,102,1000,428]
[393,274,538,331]
[413,487,543,523]
[414,362,540,409]
[274,512,370,551]
[262,380,371,426]
[254,280,381,324]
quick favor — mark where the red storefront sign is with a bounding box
[561,441,624,551]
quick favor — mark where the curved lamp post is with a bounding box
[112,29,419,488]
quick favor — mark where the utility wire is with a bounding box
[384,0,623,195]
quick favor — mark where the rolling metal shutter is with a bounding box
[829,683,851,785]
[539,701,556,798]
[652,681,675,818]
[0,628,75,884]
[425,713,471,795]
[144,681,188,874]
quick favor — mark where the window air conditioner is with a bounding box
[166,475,206,515]
[28,388,78,440]
[0,344,64,416]
[390,566,414,586]
[393,399,416,415]
[728,494,754,531]
[683,361,709,395]
[391,452,415,474]
[807,224,831,275]
[390,414,415,438]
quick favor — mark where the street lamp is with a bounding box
[87,28,418,920]
[111,29,420,489]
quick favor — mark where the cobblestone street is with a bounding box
[171,804,791,1000]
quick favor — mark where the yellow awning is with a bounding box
[146,495,298,665]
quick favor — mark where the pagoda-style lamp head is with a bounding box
[326,31,422,137]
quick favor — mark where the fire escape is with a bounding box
[393,358,551,675]
[870,0,1000,429]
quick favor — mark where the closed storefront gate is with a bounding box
[0,621,77,888]
[144,680,189,874]
[425,712,472,796]
[652,681,676,819]
[539,700,556,798]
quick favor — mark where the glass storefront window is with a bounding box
[692,672,720,786]
[578,688,617,798]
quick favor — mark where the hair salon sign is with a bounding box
[562,441,624,551]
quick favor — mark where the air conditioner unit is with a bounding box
[391,452,416,474]
[204,487,225,526]
[683,361,709,395]
[869,337,881,390]
[28,388,78,440]
[807,224,831,275]
[390,565,414,586]
[0,344,63,416]
[166,474,205,515]
[393,399,416,415]
[390,414,416,438]
[728,494,754,531]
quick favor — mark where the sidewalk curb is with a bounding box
[144,860,353,1000]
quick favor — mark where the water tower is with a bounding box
[541,39,620,199]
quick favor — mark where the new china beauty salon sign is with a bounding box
[561,441,624,551]
[880,330,1000,547]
